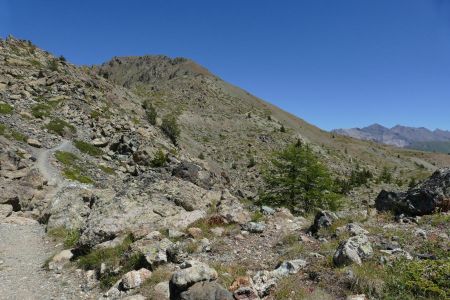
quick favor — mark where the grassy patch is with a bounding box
[150,149,168,167]
[99,165,115,174]
[48,227,80,248]
[63,168,94,184]
[45,118,76,136]
[139,266,172,298]
[77,234,145,289]
[0,103,13,114]
[55,151,93,184]
[31,100,62,118]
[74,140,103,157]
[210,262,247,289]
[55,151,79,165]
[0,124,27,142]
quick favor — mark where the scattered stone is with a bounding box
[121,268,152,290]
[261,206,275,215]
[180,281,233,300]
[414,228,427,239]
[187,227,203,239]
[48,249,73,270]
[336,223,368,236]
[26,138,42,148]
[241,222,266,234]
[0,204,13,218]
[153,281,170,300]
[168,229,186,239]
[309,210,338,235]
[170,260,218,291]
[333,235,373,266]
[210,227,225,237]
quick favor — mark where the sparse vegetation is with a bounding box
[143,100,157,125]
[150,149,168,167]
[77,234,144,288]
[260,143,342,213]
[0,124,27,142]
[48,58,59,71]
[139,266,172,298]
[74,140,103,157]
[55,151,93,184]
[161,114,180,145]
[45,118,76,136]
[47,227,80,248]
[0,103,13,114]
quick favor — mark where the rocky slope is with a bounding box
[333,124,450,153]
[0,36,449,300]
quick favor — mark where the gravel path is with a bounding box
[0,141,97,299]
[0,222,94,300]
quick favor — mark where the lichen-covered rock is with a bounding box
[180,281,234,300]
[333,235,373,266]
[170,261,218,292]
[121,268,152,290]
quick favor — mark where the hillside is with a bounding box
[1,37,449,300]
[333,124,450,153]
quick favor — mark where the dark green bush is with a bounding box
[259,143,342,213]
[161,115,180,145]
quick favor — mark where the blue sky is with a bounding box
[2,0,450,131]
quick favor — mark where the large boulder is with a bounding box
[333,235,373,266]
[170,261,218,298]
[375,168,450,216]
[179,281,233,300]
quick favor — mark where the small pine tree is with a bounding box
[143,101,157,125]
[198,153,205,160]
[280,125,286,133]
[260,143,342,213]
[58,55,66,62]
[150,149,168,167]
[248,157,256,168]
[161,114,180,145]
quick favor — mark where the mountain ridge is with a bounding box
[333,124,450,152]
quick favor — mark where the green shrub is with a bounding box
[280,124,286,133]
[99,165,115,174]
[48,227,80,248]
[77,234,144,289]
[198,152,205,160]
[150,149,168,167]
[55,151,93,184]
[63,168,93,184]
[259,143,342,213]
[247,157,256,168]
[0,124,27,142]
[0,103,13,114]
[378,166,392,184]
[45,118,76,136]
[55,151,79,165]
[385,259,450,299]
[161,114,180,145]
[74,140,103,157]
[48,58,59,71]
[143,101,157,125]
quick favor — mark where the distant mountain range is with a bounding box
[332,124,450,153]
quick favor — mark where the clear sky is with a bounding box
[2,0,450,131]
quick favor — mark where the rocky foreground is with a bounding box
[0,36,449,300]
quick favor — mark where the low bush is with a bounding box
[0,103,13,114]
[74,140,103,157]
[45,118,76,136]
[77,234,145,289]
[150,149,168,167]
[47,227,80,248]
[161,114,180,145]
